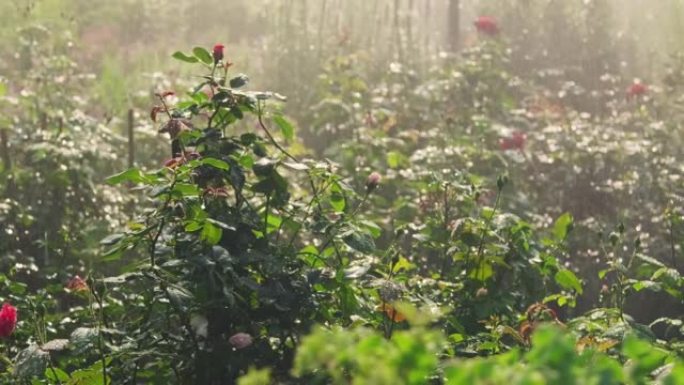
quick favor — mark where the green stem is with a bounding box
[473,188,502,280]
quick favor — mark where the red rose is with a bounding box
[474,16,499,36]
[212,44,225,64]
[499,131,526,151]
[0,303,17,338]
[627,82,648,98]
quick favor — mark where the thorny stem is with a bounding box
[264,194,271,235]
[440,183,451,278]
[255,100,347,265]
[667,209,679,270]
[87,281,108,385]
[473,187,502,280]
[149,174,178,267]
[285,176,336,249]
[599,238,625,321]
[318,192,371,253]
[157,95,174,121]
[256,101,299,163]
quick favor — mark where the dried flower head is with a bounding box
[228,332,253,349]
[66,275,89,292]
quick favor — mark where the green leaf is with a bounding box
[70,327,98,350]
[359,220,382,238]
[553,213,574,240]
[100,233,124,246]
[230,74,250,88]
[70,363,110,385]
[173,183,200,197]
[386,151,408,169]
[392,256,416,273]
[329,183,346,213]
[469,262,493,281]
[105,168,145,185]
[172,51,199,63]
[201,157,230,171]
[266,213,282,233]
[45,367,69,382]
[238,367,272,385]
[273,115,295,141]
[14,345,49,379]
[555,269,583,294]
[185,221,202,232]
[632,280,660,292]
[343,231,375,254]
[201,222,222,245]
[344,262,371,279]
[635,254,665,268]
[193,46,213,65]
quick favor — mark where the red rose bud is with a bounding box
[228,332,253,349]
[212,44,225,64]
[366,172,382,192]
[474,16,499,36]
[627,81,648,98]
[0,303,17,338]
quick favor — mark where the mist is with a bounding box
[2,0,684,383]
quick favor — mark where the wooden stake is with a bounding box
[448,0,461,52]
[127,109,135,168]
[0,129,11,171]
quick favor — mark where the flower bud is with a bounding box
[212,44,225,64]
[366,172,381,193]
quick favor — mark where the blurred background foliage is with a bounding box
[3,0,684,383]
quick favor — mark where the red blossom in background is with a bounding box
[499,131,526,151]
[212,44,225,64]
[627,81,648,98]
[66,275,89,292]
[0,303,17,338]
[474,16,500,36]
